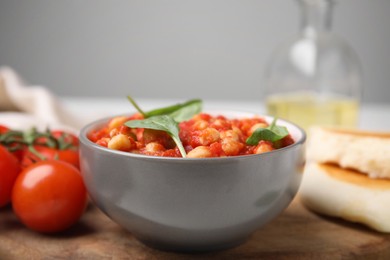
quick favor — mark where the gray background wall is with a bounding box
[0,0,389,103]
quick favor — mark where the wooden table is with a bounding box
[2,98,390,259]
[2,196,390,260]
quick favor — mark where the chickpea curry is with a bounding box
[88,98,295,158]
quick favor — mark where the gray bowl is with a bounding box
[79,112,306,252]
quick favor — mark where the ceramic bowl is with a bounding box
[79,112,306,252]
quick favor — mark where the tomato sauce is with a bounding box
[88,113,294,158]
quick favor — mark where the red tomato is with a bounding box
[22,146,79,169]
[0,126,24,161]
[0,125,9,134]
[50,130,79,146]
[35,130,79,148]
[12,160,87,233]
[56,149,80,168]
[11,146,27,162]
[0,145,21,207]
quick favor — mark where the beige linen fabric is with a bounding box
[0,67,82,131]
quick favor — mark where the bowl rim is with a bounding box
[79,110,306,162]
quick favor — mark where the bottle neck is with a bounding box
[299,0,333,36]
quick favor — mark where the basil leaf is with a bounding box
[127,96,146,117]
[167,100,202,122]
[269,124,289,139]
[246,119,289,145]
[127,96,202,122]
[145,99,202,122]
[125,115,187,157]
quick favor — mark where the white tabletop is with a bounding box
[62,97,390,131]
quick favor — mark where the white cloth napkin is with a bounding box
[0,67,82,132]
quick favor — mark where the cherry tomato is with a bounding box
[0,145,21,207]
[0,125,9,134]
[51,130,79,146]
[22,146,80,169]
[55,149,80,168]
[35,130,79,147]
[10,147,26,162]
[12,160,87,233]
[0,126,24,161]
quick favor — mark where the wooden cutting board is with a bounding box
[1,197,390,260]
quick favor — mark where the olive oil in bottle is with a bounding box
[266,93,359,131]
[264,0,362,132]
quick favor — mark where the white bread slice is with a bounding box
[300,163,390,232]
[306,127,390,179]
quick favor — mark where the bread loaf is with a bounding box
[300,127,390,232]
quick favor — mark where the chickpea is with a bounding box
[108,134,133,151]
[232,126,243,137]
[220,130,239,141]
[199,127,220,146]
[187,146,212,158]
[145,142,165,153]
[108,116,129,131]
[109,128,120,138]
[211,119,224,128]
[193,119,209,130]
[192,113,211,122]
[191,114,203,121]
[222,138,243,156]
[254,141,274,154]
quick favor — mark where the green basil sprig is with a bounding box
[125,96,202,158]
[246,118,289,145]
[125,115,187,157]
[127,96,202,122]
[146,99,202,122]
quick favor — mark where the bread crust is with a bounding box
[300,163,390,232]
[306,127,390,179]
